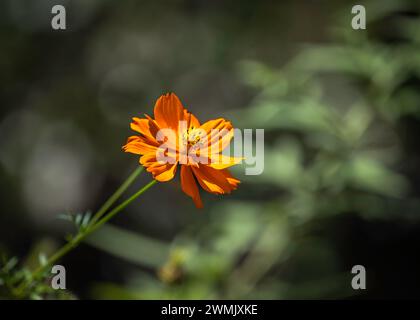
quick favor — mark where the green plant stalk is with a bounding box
[86,180,157,235]
[16,177,157,297]
[88,166,144,227]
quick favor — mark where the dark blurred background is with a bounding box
[1,0,420,299]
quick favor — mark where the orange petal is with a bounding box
[200,119,234,153]
[181,165,203,208]
[184,109,200,129]
[152,162,178,182]
[140,152,178,182]
[207,155,243,169]
[220,169,240,189]
[140,152,156,167]
[123,136,157,155]
[209,128,234,152]
[200,118,232,134]
[191,165,234,195]
[130,117,159,145]
[154,93,185,131]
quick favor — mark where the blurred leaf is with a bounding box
[38,254,47,267]
[348,155,409,197]
[251,139,303,188]
[86,224,169,268]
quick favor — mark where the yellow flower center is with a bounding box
[183,127,202,147]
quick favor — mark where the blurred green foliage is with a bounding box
[87,1,420,299]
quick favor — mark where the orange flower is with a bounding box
[123,93,240,208]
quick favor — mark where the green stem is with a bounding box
[85,180,157,235]
[16,177,157,297]
[88,166,143,227]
